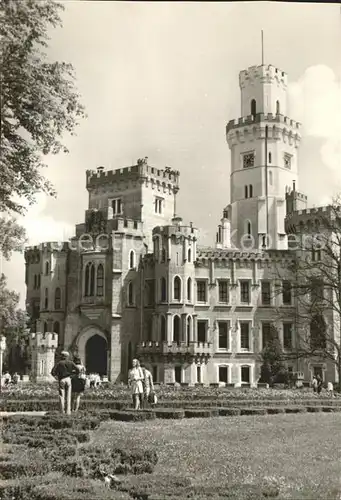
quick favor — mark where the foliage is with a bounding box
[0,0,85,215]
[259,324,289,386]
[0,216,27,258]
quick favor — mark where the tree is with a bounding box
[276,196,341,390]
[0,0,85,215]
[2,308,30,374]
[259,324,288,386]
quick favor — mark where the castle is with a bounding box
[24,62,339,385]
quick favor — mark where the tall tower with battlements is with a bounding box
[226,64,302,250]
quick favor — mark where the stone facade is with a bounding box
[24,63,339,385]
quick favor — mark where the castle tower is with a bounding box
[216,207,231,249]
[29,332,58,382]
[226,64,302,250]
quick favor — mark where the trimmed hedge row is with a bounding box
[1,397,341,412]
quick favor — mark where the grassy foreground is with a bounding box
[94,414,341,499]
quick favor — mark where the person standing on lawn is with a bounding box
[51,351,79,415]
[312,375,318,393]
[128,358,144,410]
[140,362,155,408]
[316,374,323,395]
[71,355,86,413]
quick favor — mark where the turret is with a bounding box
[29,332,58,382]
[216,207,231,249]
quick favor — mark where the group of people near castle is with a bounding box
[51,352,156,414]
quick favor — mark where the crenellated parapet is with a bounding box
[152,218,198,241]
[226,113,301,146]
[239,64,287,89]
[30,332,58,351]
[86,159,180,193]
[285,205,337,234]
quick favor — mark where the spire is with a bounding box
[261,30,264,66]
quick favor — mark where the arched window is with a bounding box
[310,314,326,350]
[160,315,166,342]
[34,275,37,289]
[128,342,132,372]
[187,277,192,302]
[161,277,167,302]
[129,250,135,270]
[245,185,248,198]
[161,248,166,262]
[54,287,61,309]
[38,275,41,288]
[187,316,192,344]
[96,264,104,296]
[173,315,180,344]
[173,276,181,301]
[45,261,49,276]
[85,262,95,296]
[127,281,134,306]
[154,237,160,261]
[276,100,280,115]
[251,99,257,117]
[187,248,192,263]
[249,185,253,197]
[44,288,48,309]
[245,220,252,237]
[53,321,60,335]
[269,170,273,186]
[268,152,272,164]
[43,321,48,334]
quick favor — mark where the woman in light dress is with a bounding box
[128,359,144,410]
[71,355,87,412]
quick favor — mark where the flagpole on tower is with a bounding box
[261,30,264,65]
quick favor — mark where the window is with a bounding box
[241,366,250,384]
[154,197,163,214]
[187,277,192,302]
[38,275,41,287]
[261,281,271,305]
[218,321,229,350]
[283,323,293,349]
[268,152,272,164]
[219,366,228,383]
[245,185,248,198]
[54,288,61,309]
[44,288,48,309]
[161,277,167,302]
[173,276,181,301]
[112,198,122,215]
[311,278,324,303]
[129,250,135,269]
[154,237,160,260]
[34,275,37,289]
[196,280,207,302]
[243,152,255,169]
[45,261,49,276]
[246,221,252,236]
[145,280,155,306]
[127,282,134,306]
[251,99,256,116]
[43,321,48,334]
[197,320,207,343]
[174,366,182,384]
[218,280,229,303]
[268,170,273,185]
[282,281,292,305]
[197,366,201,384]
[312,249,322,262]
[187,316,192,343]
[240,280,250,303]
[276,100,280,115]
[96,264,104,296]
[84,262,95,296]
[173,315,180,344]
[187,248,192,262]
[53,321,60,335]
[262,323,271,349]
[310,315,326,349]
[161,248,166,262]
[160,315,166,342]
[284,153,291,169]
[249,185,253,197]
[152,366,158,383]
[240,322,250,350]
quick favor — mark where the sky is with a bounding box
[2,1,341,308]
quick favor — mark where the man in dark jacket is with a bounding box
[51,351,79,414]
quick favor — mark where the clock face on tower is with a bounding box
[243,152,255,169]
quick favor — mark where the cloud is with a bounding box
[288,65,341,182]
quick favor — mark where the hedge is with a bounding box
[322,406,341,412]
[266,407,286,415]
[284,407,308,413]
[184,409,219,418]
[240,408,267,416]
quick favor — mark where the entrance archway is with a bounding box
[85,334,107,375]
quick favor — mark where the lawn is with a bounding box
[93,413,341,499]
